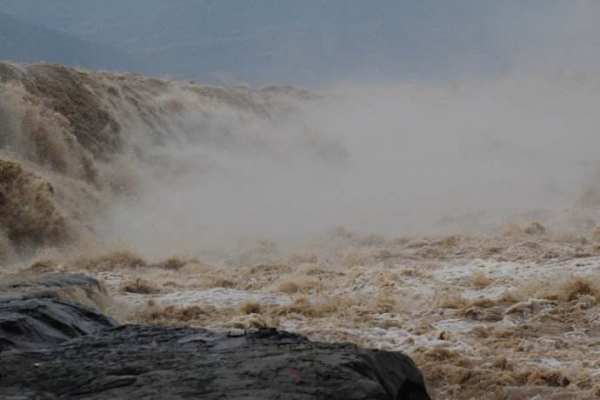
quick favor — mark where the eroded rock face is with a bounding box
[0,297,115,351]
[0,273,430,400]
[0,273,115,351]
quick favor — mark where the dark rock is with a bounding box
[0,297,115,351]
[0,272,106,298]
[0,326,430,399]
[0,273,115,351]
[0,274,430,399]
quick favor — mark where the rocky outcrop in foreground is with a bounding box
[0,273,115,351]
[0,274,430,399]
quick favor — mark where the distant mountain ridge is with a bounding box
[0,11,140,72]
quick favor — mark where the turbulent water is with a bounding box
[0,62,336,260]
[2,62,600,399]
[3,62,600,261]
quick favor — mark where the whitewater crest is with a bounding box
[4,61,600,263]
[0,62,339,261]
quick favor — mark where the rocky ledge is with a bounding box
[0,274,430,400]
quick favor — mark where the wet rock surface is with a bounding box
[0,273,115,351]
[0,273,430,400]
[0,297,114,352]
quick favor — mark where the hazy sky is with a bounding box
[1,1,599,84]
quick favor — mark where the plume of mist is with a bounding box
[5,1,600,262]
[94,74,600,259]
